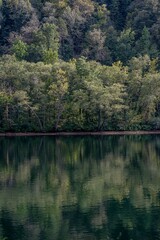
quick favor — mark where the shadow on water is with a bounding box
[0,135,160,239]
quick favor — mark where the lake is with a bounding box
[0,135,160,240]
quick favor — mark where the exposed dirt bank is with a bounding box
[0,131,160,137]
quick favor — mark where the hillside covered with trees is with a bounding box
[0,0,160,132]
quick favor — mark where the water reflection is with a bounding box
[0,135,160,239]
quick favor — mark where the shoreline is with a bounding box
[0,131,160,137]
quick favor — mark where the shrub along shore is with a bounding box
[0,55,160,132]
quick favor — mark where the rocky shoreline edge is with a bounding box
[0,131,160,137]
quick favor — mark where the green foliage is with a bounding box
[1,0,160,62]
[26,23,59,62]
[0,0,160,131]
[135,26,158,58]
[0,53,159,131]
[11,39,28,60]
[115,28,135,63]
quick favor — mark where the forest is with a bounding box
[0,0,160,132]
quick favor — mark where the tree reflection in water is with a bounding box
[0,135,160,240]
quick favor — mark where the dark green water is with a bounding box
[0,135,160,240]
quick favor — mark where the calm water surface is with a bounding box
[0,135,160,240]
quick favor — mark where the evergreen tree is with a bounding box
[135,26,158,58]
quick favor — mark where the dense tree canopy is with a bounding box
[0,0,160,131]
